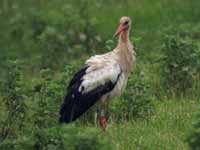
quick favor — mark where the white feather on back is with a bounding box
[78,52,121,94]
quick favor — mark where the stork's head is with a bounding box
[114,16,131,39]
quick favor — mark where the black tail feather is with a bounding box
[59,66,88,123]
[59,95,76,123]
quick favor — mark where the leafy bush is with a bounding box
[0,126,115,150]
[109,67,155,121]
[32,68,64,128]
[161,33,200,96]
[0,1,104,71]
[0,60,27,143]
[187,106,200,150]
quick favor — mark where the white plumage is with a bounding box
[79,53,121,94]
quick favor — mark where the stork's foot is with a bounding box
[99,115,106,131]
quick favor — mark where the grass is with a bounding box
[0,99,198,150]
[0,97,198,149]
[105,99,198,150]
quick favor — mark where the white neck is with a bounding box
[116,31,130,49]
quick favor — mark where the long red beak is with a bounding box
[113,24,125,38]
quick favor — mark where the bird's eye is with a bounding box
[124,21,129,25]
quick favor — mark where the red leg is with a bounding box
[99,111,106,131]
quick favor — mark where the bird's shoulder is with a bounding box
[85,51,118,72]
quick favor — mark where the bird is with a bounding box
[59,16,136,131]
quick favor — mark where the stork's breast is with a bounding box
[106,73,127,100]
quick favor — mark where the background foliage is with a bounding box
[0,0,200,149]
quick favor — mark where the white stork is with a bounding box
[59,16,136,131]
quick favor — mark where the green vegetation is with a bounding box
[0,0,200,149]
[108,100,198,150]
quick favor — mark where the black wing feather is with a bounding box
[59,66,121,123]
[68,66,88,89]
